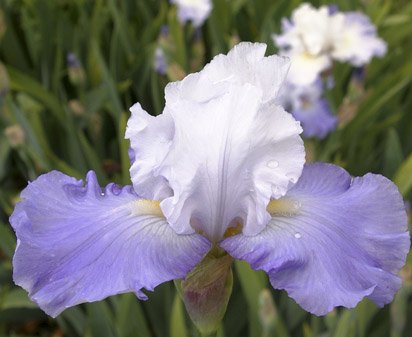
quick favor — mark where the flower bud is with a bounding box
[68,99,85,116]
[175,248,233,336]
[4,125,25,147]
[67,53,86,86]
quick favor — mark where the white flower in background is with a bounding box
[274,3,344,85]
[274,3,386,85]
[171,0,212,27]
[331,12,387,66]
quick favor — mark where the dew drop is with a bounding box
[271,185,280,196]
[267,160,279,168]
[294,232,302,239]
[293,201,301,209]
[286,173,297,183]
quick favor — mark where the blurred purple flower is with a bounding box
[66,52,81,68]
[10,43,409,318]
[278,80,337,139]
[66,52,85,85]
[154,47,168,75]
[328,4,339,15]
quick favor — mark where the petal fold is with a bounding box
[221,163,409,315]
[160,84,304,240]
[165,42,290,104]
[10,171,210,317]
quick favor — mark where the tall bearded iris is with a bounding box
[10,43,409,323]
[274,3,387,86]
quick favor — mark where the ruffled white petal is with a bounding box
[165,42,290,104]
[161,83,304,240]
[125,103,174,200]
[331,12,387,66]
[126,42,305,241]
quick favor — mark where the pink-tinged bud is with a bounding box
[175,249,233,336]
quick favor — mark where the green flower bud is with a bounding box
[175,248,233,336]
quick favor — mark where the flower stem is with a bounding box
[201,332,217,337]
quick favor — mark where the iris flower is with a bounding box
[273,3,386,85]
[10,43,409,319]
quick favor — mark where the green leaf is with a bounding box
[115,294,151,337]
[235,261,266,337]
[87,302,116,337]
[0,222,15,259]
[170,293,188,337]
[394,152,412,196]
[0,289,37,310]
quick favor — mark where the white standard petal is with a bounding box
[159,83,304,241]
[165,42,290,105]
[125,103,174,200]
[274,4,344,56]
[286,51,331,86]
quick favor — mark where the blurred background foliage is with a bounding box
[0,0,412,336]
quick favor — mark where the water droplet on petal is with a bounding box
[271,185,280,196]
[267,160,279,168]
[294,232,302,239]
[286,173,297,183]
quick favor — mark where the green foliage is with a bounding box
[0,0,411,336]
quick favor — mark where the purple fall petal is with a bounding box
[221,163,410,315]
[10,171,210,317]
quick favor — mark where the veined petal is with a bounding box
[10,171,210,317]
[165,42,290,104]
[160,83,304,240]
[221,163,409,315]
